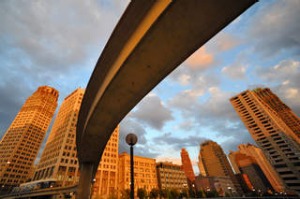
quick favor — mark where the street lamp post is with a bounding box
[126,133,138,199]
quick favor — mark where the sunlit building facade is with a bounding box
[230,88,300,194]
[232,152,271,193]
[92,126,119,199]
[156,161,188,191]
[118,152,158,196]
[33,88,84,186]
[180,148,195,183]
[199,141,243,196]
[198,153,207,177]
[238,143,285,193]
[0,86,58,191]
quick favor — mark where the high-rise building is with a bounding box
[92,126,119,199]
[199,141,243,196]
[195,175,237,197]
[33,88,84,186]
[233,152,271,193]
[118,152,158,196]
[254,88,300,142]
[180,148,195,183]
[200,141,234,177]
[156,161,188,191]
[228,151,241,174]
[198,153,207,177]
[238,143,285,193]
[230,88,300,193]
[0,86,58,191]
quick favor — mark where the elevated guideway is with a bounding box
[76,0,257,198]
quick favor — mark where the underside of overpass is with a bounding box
[76,0,257,198]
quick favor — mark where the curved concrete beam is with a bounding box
[77,0,256,177]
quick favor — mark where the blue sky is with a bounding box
[0,0,300,174]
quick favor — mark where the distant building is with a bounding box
[198,153,207,176]
[0,86,58,192]
[238,143,285,193]
[234,152,271,194]
[230,88,300,194]
[118,152,158,197]
[180,148,195,184]
[199,140,243,196]
[228,151,241,174]
[195,175,237,197]
[156,161,188,191]
[92,126,119,199]
[33,88,84,186]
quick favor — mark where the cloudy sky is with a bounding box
[1,0,300,174]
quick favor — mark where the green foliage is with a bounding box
[137,188,147,199]
[206,189,219,198]
[150,188,159,199]
[169,189,179,198]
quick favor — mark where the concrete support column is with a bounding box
[76,163,94,199]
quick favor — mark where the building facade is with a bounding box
[238,143,285,193]
[180,148,195,184]
[233,152,271,194]
[195,175,237,197]
[254,88,300,142]
[230,88,300,194]
[33,88,84,186]
[0,86,58,191]
[92,126,119,199]
[118,152,158,197]
[198,153,207,177]
[199,140,243,196]
[156,161,188,191]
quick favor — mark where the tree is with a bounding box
[137,188,147,199]
[169,189,179,199]
[150,188,159,199]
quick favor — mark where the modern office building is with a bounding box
[92,126,119,199]
[198,153,207,177]
[195,175,237,197]
[238,143,285,193]
[254,88,300,142]
[230,88,300,194]
[228,151,241,174]
[233,152,271,193]
[180,148,195,184]
[118,152,158,196]
[0,86,58,192]
[156,161,188,191]
[33,88,84,186]
[199,141,243,195]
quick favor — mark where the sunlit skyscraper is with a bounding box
[0,86,58,191]
[231,151,271,193]
[33,88,84,186]
[230,88,300,194]
[92,126,119,199]
[237,144,285,193]
[180,148,195,184]
[199,141,243,195]
[198,153,207,177]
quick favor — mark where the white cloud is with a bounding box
[248,0,300,56]
[130,95,174,130]
[285,88,298,99]
[184,47,214,70]
[222,65,247,79]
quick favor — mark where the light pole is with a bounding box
[126,133,138,199]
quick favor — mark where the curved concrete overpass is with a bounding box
[76,0,256,197]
